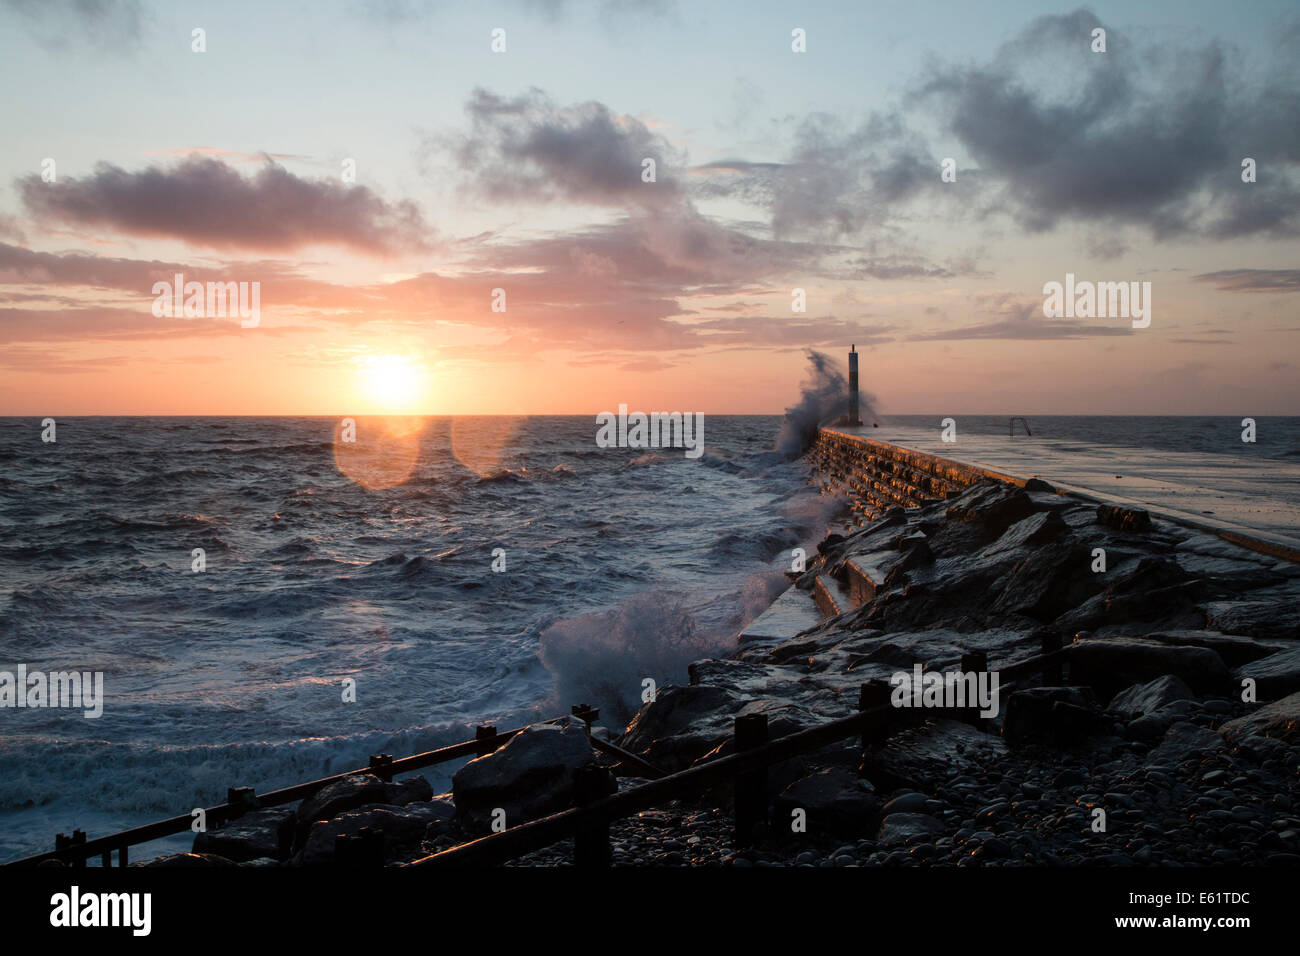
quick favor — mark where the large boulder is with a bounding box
[619,684,741,770]
[1148,721,1224,766]
[452,723,596,831]
[1235,646,1300,699]
[1070,637,1231,697]
[292,801,455,866]
[773,767,880,837]
[877,812,943,846]
[1204,601,1300,641]
[193,807,293,863]
[946,485,1037,538]
[982,510,1068,557]
[861,719,1006,792]
[992,539,1104,622]
[1096,504,1152,533]
[1002,686,1108,747]
[291,772,433,849]
[1219,692,1300,744]
[1107,675,1195,718]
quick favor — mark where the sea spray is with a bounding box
[774,349,879,458]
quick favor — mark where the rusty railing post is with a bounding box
[960,650,989,727]
[733,713,769,849]
[368,754,393,783]
[1041,631,1063,683]
[474,725,498,757]
[572,765,612,868]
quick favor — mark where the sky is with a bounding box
[0,0,1297,416]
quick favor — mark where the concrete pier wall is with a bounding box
[807,428,1022,525]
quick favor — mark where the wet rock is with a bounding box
[773,767,880,836]
[1219,692,1300,744]
[1205,601,1300,641]
[862,719,1007,792]
[946,485,1037,538]
[293,773,391,846]
[993,539,1104,623]
[982,510,1068,557]
[1096,504,1151,533]
[452,723,596,831]
[1003,687,1106,747]
[1070,638,1231,697]
[1144,629,1282,667]
[1236,646,1300,699]
[1108,675,1195,718]
[620,684,741,770]
[877,812,943,846]
[293,801,455,865]
[138,852,237,867]
[1149,721,1224,764]
[193,807,293,863]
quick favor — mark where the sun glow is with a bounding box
[357,353,429,412]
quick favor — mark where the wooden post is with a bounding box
[474,725,497,757]
[572,765,612,868]
[101,850,112,868]
[119,845,129,867]
[368,754,393,783]
[71,830,87,869]
[858,680,893,753]
[733,713,769,849]
[960,650,989,727]
[1041,631,1063,684]
[226,786,256,819]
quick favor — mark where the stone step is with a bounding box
[812,574,855,619]
[738,584,825,658]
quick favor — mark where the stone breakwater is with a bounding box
[806,428,1017,525]
[132,475,1300,869]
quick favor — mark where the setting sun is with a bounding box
[357,354,429,412]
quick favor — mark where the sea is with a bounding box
[1,404,1298,863]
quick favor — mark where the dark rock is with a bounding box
[773,767,880,836]
[982,510,1068,557]
[1070,638,1231,697]
[1003,687,1105,747]
[1097,504,1152,533]
[452,723,595,831]
[1205,601,1300,641]
[877,812,943,846]
[138,852,237,867]
[1149,721,1224,764]
[293,773,390,845]
[1145,629,1282,667]
[1236,646,1300,699]
[293,801,455,865]
[946,485,1037,538]
[620,684,740,770]
[862,719,1007,792]
[992,539,1104,623]
[1023,478,1056,493]
[1219,692,1300,743]
[193,807,293,863]
[1108,675,1195,718]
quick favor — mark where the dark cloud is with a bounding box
[432,88,685,207]
[18,157,434,255]
[692,111,953,240]
[1193,269,1300,293]
[912,8,1300,240]
[1,0,146,52]
[911,318,1134,341]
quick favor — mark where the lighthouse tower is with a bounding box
[847,345,862,426]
